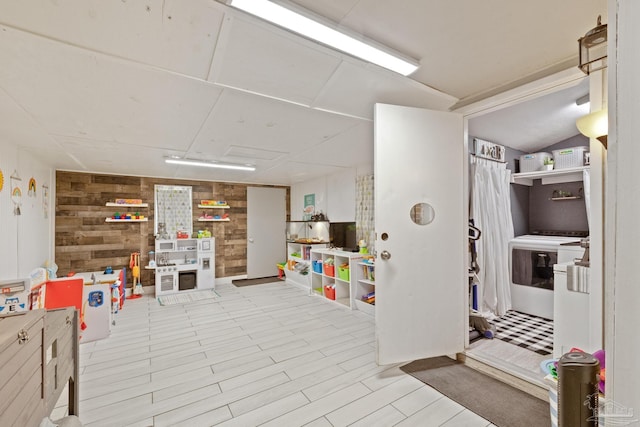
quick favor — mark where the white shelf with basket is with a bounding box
[310,249,363,310]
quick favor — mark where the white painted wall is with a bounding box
[0,140,54,281]
[291,169,356,222]
[607,0,640,415]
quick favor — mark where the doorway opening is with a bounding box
[464,75,596,386]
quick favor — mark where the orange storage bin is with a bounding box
[324,264,335,277]
[324,286,336,300]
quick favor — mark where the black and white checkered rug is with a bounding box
[491,310,553,356]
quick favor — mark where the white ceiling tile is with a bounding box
[0,0,225,79]
[291,123,373,168]
[313,62,457,120]
[0,25,223,151]
[209,14,342,106]
[188,89,364,159]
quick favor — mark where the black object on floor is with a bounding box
[232,276,282,287]
[400,356,551,427]
[491,310,553,356]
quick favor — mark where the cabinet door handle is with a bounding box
[380,250,391,260]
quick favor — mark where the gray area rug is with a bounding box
[232,276,282,287]
[400,356,551,427]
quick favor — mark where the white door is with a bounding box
[247,187,286,279]
[375,103,466,365]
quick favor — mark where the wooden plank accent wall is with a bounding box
[56,171,290,288]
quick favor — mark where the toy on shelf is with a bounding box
[199,200,229,207]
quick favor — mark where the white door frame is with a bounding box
[455,66,604,361]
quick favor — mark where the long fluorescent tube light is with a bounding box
[165,158,256,171]
[228,0,419,76]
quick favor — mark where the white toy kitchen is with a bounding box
[153,237,215,296]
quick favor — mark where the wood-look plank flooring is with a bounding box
[66,282,498,426]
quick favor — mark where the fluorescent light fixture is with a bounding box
[165,158,256,171]
[228,0,419,76]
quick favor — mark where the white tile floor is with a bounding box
[72,281,497,426]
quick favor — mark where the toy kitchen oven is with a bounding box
[154,237,215,296]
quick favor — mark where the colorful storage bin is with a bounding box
[338,266,350,281]
[324,264,335,277]
[324,285,336,300]
[312,260,323,273]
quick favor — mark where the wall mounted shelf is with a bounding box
[511,166,589,186]
[197,218,230,222]
[550,196,582,201]
[106,202,148,208]
[105,218,148,222]
[198,204,230,209]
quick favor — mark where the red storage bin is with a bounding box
[324,286,336,300]
[324,264,335,277]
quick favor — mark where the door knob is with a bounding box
[249,238,254,243]
[380,250,391,260]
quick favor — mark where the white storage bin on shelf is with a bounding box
[552,146,588,169]
[519,152,552,172]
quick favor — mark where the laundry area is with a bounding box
[464,75,605,389]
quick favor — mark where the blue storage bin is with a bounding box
[312,260,323,273]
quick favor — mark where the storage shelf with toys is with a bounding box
[355,257,375,316]
[198,200,230,209]
[197,200,230,221]
[106,198,148,222]
[310,248,362,310]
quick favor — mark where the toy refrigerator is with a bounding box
[197,238,215,290]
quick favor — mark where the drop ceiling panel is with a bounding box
[0,25,223,150]
[314,62,457,120]
[0,0,225,79]
[292,122,373,168]
[252,161,350,185]
[0,87,59,150]
[210,14,342,106]
[189,89,363,158]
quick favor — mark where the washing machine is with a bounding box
[509,234,585,319]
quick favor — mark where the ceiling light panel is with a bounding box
[228,0,419,76]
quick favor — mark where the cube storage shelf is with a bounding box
[285,242,328,290]
[355,260,375,316]
[310,249,363,310]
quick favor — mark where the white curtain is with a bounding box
[470,157,515,316]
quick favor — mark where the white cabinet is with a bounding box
[154,238,215,296]
[310,249,362,309]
